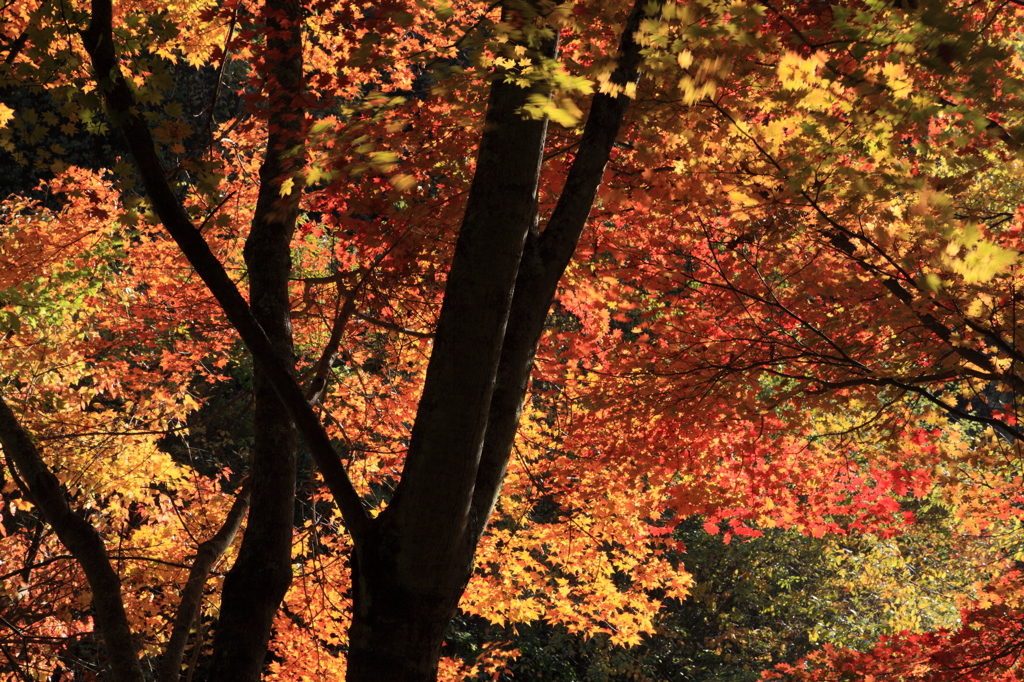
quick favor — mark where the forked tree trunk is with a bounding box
[343,46,555,681]
[74,0,653,678]
[341,0,650,672]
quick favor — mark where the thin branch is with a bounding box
[0,642,33,682]
[158,482,251,682]
[195,191,236,233]
[199,9,238,149]
[2,31,28,65]
[354,311,435,339]
[0,554,71,583]
[811,376,1024,441]
[709,101,1024,397]
[304,275,366,406]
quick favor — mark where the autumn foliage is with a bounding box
[2,0,1024,679]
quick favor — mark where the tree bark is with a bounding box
[0,396,145,682]
[345,2,652,678]
[208,0,305,677]
[81,0,370,546]
[470,0,653,538]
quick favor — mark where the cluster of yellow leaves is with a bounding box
[0,166,256,670]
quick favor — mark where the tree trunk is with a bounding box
[346,528,476,681]
[344,42,554,681]
[343,2,652,677]
[0,398,146,682]
[208,0,304,677]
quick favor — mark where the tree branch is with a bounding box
[711,102,1024,397]
[305,277,365,406]
[158,483,251,682]
[2,31,27,65]
[353,311,435,339]
[470,0,658,535]
[811,375,1024,441]
[0,394,145,682]
[79,0,370,543]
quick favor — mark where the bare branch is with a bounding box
[305,277,365,406]
[354,311,435,339]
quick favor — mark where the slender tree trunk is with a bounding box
[158,485,251,682]
[208,0,304,677]
[0,398,146,682]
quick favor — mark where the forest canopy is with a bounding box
[2,0,1024,680]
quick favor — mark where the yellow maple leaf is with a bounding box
[0,103,14,127]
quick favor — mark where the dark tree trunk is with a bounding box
[344,4,653,678]
[346,528,476,681]
[344,54,554,679]
[208,0,305,677]
[0,398,146,682]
